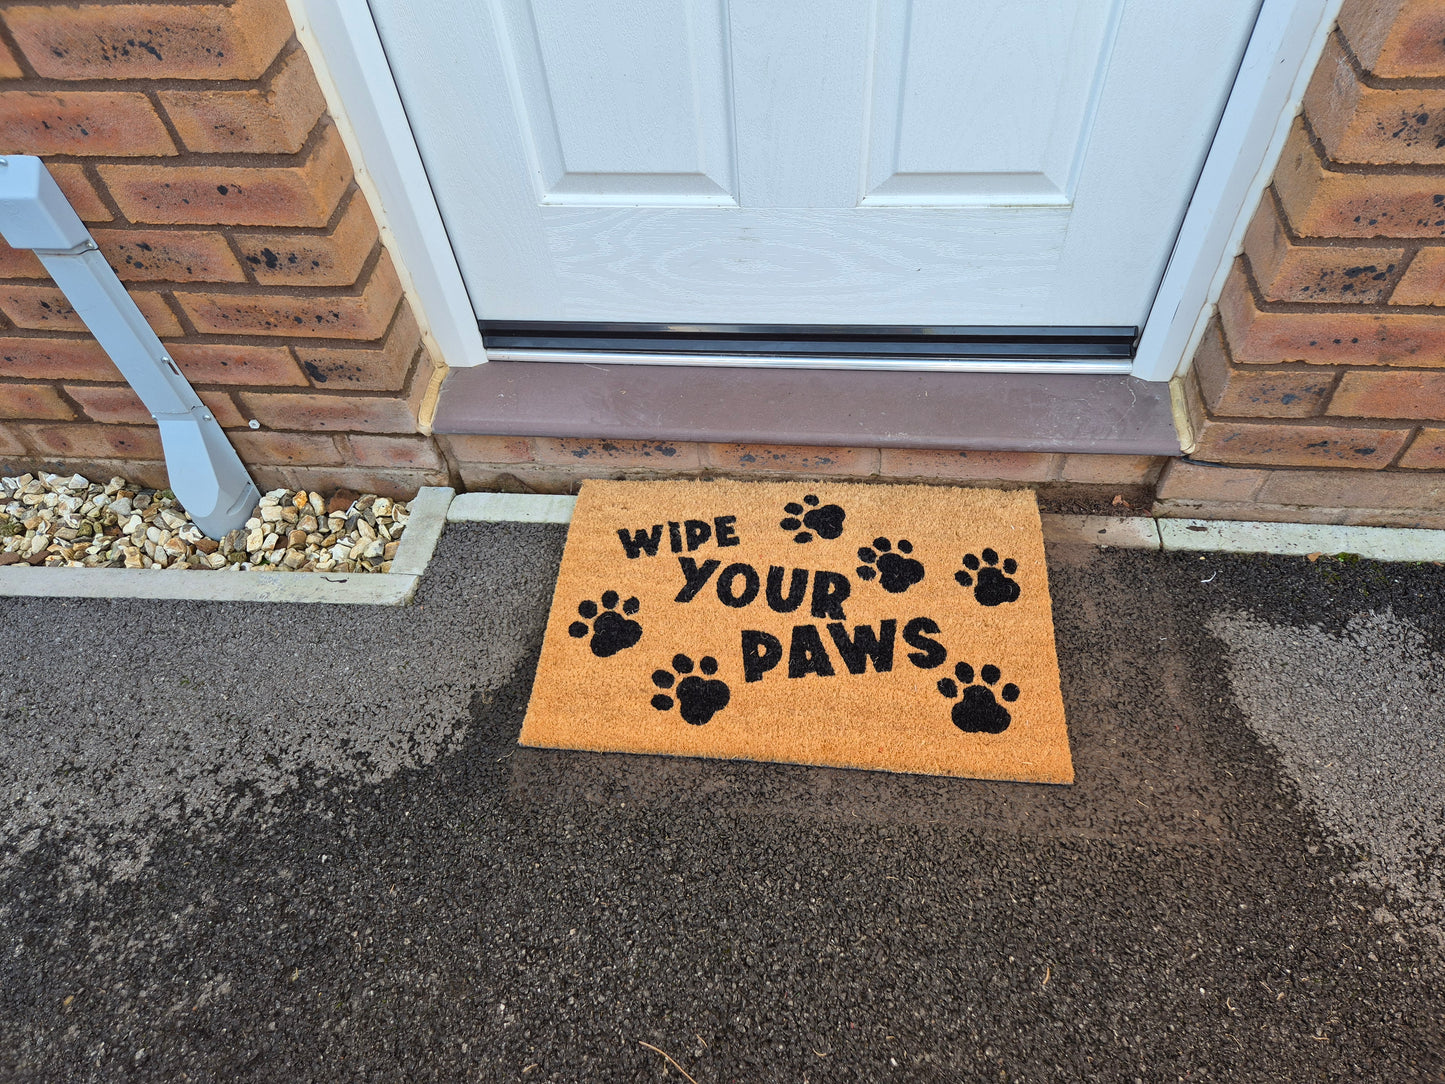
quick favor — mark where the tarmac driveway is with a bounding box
[1,524,1442,1082]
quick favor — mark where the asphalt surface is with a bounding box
[1,523,1443,1082]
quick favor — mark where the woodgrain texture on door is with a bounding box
[370,0,1262,327]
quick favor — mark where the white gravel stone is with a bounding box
[0,471,411,573]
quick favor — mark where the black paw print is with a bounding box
[955,548,1021,606]
[936,661,1018,734]
[568,590,642,658]
[651,653,731,726]
[856,537,925,593]
[780,494,846,543]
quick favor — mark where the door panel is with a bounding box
[369,0,1262,327]
[863,0,1119,206]
[494,0,737,204]
[542,206,1067,320]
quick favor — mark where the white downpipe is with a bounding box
[0,156,259,538]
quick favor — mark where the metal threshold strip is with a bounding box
[481,322,1138,374]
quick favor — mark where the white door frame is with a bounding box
[290,0,1342,382]
[1131,0,1344,380]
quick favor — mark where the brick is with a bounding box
[48,164,112,223]
[439,434,534,464]
[1275,118,1445,238]
[198,389,245,428]
[1391,247,1445,305]
[92,228,245,284]
[1155,460,1268,502]
[0,287,80,332]
[164,342,306,386]
[877,448,1056,482]
[1242,198,1401,304]
[85,385,252,431]
[149,293,193,337]
[1339,0,1445,78]
[0,455,170,489]
[159,47,325,153]
[1191,318,1334,417]
[347,434,443,469]
[530,437,703,469]
[1218,263,1445,365]
[279,465,448,500]
[1056,454,1165,486]
[236,390,420,434]
[464,462,675,493]
[0,336,120,381]
[0,91,176,156]
[4,0,292,81]
[174,249,401,339]
[454,463,559,492]
[0,285,181,336]
[0,238,44,279]
[1329,369,1445,419]
[19,422,162,461]
[0,422,25,456]
[0,37,22,79]
[1256,465,1445,509]
[704,443,877,475]
[1304,34,1445,165]
[236,190,379,286]
[1192,418,1409,468]
[64,383,148,424]
[293,304,420,390]
[99,124,351,227]
[228,430,343,466]
[55,385,248,434]
[239,465,290,492]
[1399,428,1445,468]
[0,383,75,420]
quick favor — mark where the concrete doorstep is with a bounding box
[0,487,454,606]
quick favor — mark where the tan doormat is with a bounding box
[521,479,1072,783]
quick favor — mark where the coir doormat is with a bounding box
[520,480,1072,783]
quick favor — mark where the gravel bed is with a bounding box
[0,471,409,572]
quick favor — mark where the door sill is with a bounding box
[486,349,1131,374]
[481,322,1136,373]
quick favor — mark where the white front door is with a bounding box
[369,0,1261,330]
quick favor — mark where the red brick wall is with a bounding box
[4,0,1444,516]
[0,0,446,497]
[1166,0,1445,526]
[437,435,1165,502]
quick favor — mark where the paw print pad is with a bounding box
[936,661,1019,734]
[568,590,642,658]
[955,548,1021,606]
[779,494,846,543]
[651,653,731,726]
[856,537,925,594]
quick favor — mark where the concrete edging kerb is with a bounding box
[0,486,455,606]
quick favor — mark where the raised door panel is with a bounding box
[493,0,737,204]
[863,0,1121,205]
[541,206,1069,320]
